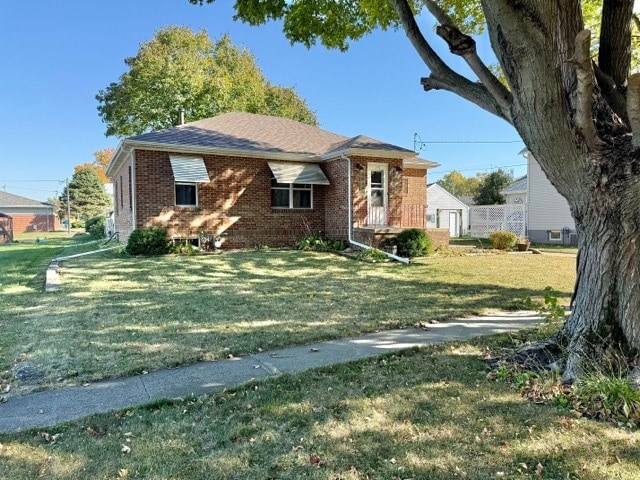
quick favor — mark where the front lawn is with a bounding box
[0,330,637,480]
[0,247,575,390]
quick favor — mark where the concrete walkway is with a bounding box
[0,311,542,434]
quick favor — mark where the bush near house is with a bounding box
[125,226,171,256]
[85,216,106,239]
[489,230,517,250]
[393,228,434,257]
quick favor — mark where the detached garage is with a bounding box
[426,183,469,237]
[0,191,59,233]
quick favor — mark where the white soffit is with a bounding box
[169,156,210,183]
[268,162,330,185]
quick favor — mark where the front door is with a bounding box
[368,163,388,226]
[449,211,459,237]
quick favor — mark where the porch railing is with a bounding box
[355,205,427,228]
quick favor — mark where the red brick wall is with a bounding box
[323,158,349,239]
[133,150,326,248]
[8,213,58,233]
[111,156,134,243]
[426,228,450,248]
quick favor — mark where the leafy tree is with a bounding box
[191,1,640,381]
[436,170,482,197]
[59,168,111,221]
[472,169,513,205]
[74,163,108,183]
[96,27,317,137]
[93,147,115,171]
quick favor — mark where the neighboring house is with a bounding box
[501,175,527,205]
[106,112,441,249]
[523,150,576,244]
[426,183,469,237]
[499,152,577,244]
[0,191,59,233]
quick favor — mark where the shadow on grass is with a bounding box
[0,344,636,479]
[1,250,575,386]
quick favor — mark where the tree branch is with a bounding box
[570,29,599,148]
[599,0,633,88]
[388,0,511,123]
[627,74,640,147]
[422,0,513,122]
[594,63,630,126]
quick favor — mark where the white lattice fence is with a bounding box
[469,204,526,238]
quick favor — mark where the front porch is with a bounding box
[352,226,450,249]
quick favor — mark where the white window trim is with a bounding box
[271,183,313,210]
[548,230,562,241]
[175,182,198,207]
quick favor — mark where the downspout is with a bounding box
[344,155,409,264]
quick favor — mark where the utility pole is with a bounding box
[66,178,71,234]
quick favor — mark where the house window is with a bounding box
[548,230,561,242]
[271,180,312,209]
[427,214,436,223]
[128,166,132,210]
[114,183,118,215]
[402,178,409,195]
[175,183,197,207]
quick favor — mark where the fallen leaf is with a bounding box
[536,463,543,476]
[121,444,131,454]
[310,453,321,466]
[118,468,129,478]
[310,348,320,352]
[85,426,107,437]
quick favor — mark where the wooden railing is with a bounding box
[355,204,426,228]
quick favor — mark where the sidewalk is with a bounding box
[0,311,542,434]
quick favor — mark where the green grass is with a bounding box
[0,249,575,390]
[449,237,578,254]
[1,330,637,479]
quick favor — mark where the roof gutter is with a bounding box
[344,155,409,265]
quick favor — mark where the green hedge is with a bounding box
[393,228,433,258]
[126,227,171,256]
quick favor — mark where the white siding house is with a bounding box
[524,151,576,244]
[502,175,527,205]
[426,183,469,237]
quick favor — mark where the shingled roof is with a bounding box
[108,112,438,176]
[502,175,528,194]
[128,112,416,156]
[0,191,52,208]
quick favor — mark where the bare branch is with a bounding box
[599,0,633,88]
[570,29,599,148]
[421,0,513,121]
[627,74,640,147]
[388,0,511,123]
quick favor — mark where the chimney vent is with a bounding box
[178,108,185,126]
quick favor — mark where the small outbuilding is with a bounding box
[426,183,469,237]
[0,213,13,243]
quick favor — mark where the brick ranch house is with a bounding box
[0,191,59,235]
[106,112,445,249]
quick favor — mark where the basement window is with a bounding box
[548,230,561,242]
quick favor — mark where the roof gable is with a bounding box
[426,183,470,209]
[502,175,527,194]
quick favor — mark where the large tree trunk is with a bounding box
[479,1,640,380]
[560,169,640,380]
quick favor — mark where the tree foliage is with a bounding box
[473,169,513,205]
[59,168,112,221]
[436,170,482,198]
[96,27,317,137]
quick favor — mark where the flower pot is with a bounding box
[517,241,530,252]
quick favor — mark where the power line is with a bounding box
[430,162,528,175]
[424,140,523,144]
[0,179,63,183]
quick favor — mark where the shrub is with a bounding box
[85,216,106,239]
[71,221,85,229]
[295,234,326,251]
[356,248,388,261]
[393,228,433,258]
[126,227,171,256]
[489,230,517,250]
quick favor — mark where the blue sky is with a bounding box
[1,0,525,202]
